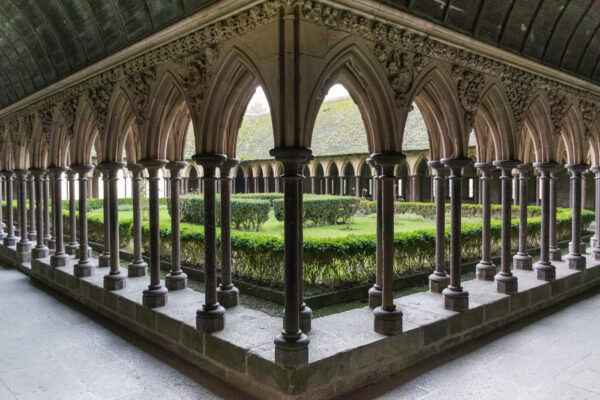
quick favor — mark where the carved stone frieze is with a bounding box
[61,99,78,138]
[373,43,424,108]
[88,84,114,134]
[581,99,600,138]
[176,47,219,117]
[548,93,569,136]
[452,65,485,129]
[126,67,156,122]
[38,109,54,144]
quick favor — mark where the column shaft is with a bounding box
[514,164,533,269]
[49,167,68,267]
[16,170,31,253]
[73,165,93,277]
[368,161,383,307]
[565,164,587,270]
[218,158,240,308]
[593,166,600,259]
[66,171,79,254]
[165,161,187,290]
[43,174,53,248]
[28,174,36,241]
[533,162,557,280]
[428,161,449,292]
[127,165,147,277]
[549,167,561,261]
[101,163,126,291]
[475,163,495,280]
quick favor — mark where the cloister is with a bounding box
[1,1,600,399]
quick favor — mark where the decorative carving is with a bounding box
[61,99,78,138]
[373,43,424,108]
[452,66,485,129]
[548,93,569,136]
[88,84,113,134]
[581,99,600,137]
[126,67,156,122]
[177,47,219,116]
[38,109,54,144]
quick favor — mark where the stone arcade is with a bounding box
[1,1,600,398]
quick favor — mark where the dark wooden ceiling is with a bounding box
[0,1,599,110]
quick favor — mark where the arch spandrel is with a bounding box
[71,98,100,165]
[557,103,587,164]
[520,93,555,163]
[102,85,143,163]
[30,115,49,168]
[587,117,600,166]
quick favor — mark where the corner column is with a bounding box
[441,158,471,311]
[165,161,188,290]
[15,169,31,253]
[49,166,69,267]
[127,164,148,277]
[27,172,36,241]
[270,147,311,366]
[43,172,53,249]
[428,161,450,292]
[31,169,49,259]
[140,159,168,307]
[298,159,311,333]
[2,171,16,246]
[65,170,79,255]
[565,163,587,270]
[549,166,562,261]
[367,158,383,307]
[513,164,533,269]
[474,162,496,280]
[533,162,557,280]
[493,161,520,294]
[217,158,240,308]
[72,164,94,277]
[371,153,404,335]
[98,168,111,267]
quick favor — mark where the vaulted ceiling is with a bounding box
[0,0,599,111]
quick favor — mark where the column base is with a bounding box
[103,272,126,291]
[566,254,586,270]
[75,246,92,259]
[127,260,147,277]
[50,253,68,267]
[428,273,450,293]
[196,304,225,333]
[32,246,49,259]
[569,241,587,255]
[299,304,312,333]
[217,285,239,308]
[513,253,533,270]
[98,252,110,267]
[142,286,168,308]
[46,238,55,250]
[373,306,403,335]
[274,333,309,367]
[534,261,556,281]
[165,271,187,290]
[3,236,16,246]
[65,242,79,255]
[368,285,383,308]
[495,273,518,294]
[74,261,93,278]
[549,247,562,261]
[16,240,31,253]
[476,261,496,281]
[442,287,469,312]
[28,232,37,241]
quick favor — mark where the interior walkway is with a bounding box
[1,262,600,400]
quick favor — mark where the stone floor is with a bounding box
[2,262,600,400]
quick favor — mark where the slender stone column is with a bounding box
[533,162,557,280]
[428,161,450,292]
[14,178,20,238]
[310,176,316,194]
[31,169,49,259]
[194,153,227,332]
[324,176,330,194]
[65,170,79,255]
[244,177,249,193]
[565,163,587,270]
[298,161,312,333]
[409,175,417,202]
[270,147,311,366]
[593,166,600,259]
[43,172,54,249]
[0,175,5,239]
[27,172,36,241]
[217,158,240,308]
[441,158,471,311]
[354,175,361,198]
[582,171,588,210]
[140,159,168,307]
[264,176,269,193]
[514,164,533,269]
[339,176,344,195]
[549,166,562,261]
[474,163,496,280]
[97,168,111,267]
[254,177,260,193]
[274,176,280,193]
[99,162,126,291]
[371,153,404,335]
[49,167,69,267]
[72,164,94,277]
[493,161,520,294]
[535,174,541,206]
[367,159,383,307]
[165,161,188,290]
[512,173,519,206]
[2,171,16,246]
[127,164,148,277]
[15,169,31,253]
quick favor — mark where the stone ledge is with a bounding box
[3,243,599,399]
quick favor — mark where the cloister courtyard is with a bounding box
[2,0,600,399]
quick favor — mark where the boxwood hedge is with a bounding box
[273,195,358,226]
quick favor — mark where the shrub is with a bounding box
[273,195,358,225]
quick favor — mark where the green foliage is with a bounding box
[273,195,358,226]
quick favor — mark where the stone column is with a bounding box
[533,162,557,280]
[367,159,383,307]
[297,165,312,333]
[310,176,316,194]
[339,176,344,195]
[98,168,111,267]
[408,175,417,202]
[355,175,361,198]
[194,153,226,332]
[127,164,148,277]
[274,176,280,193]
[593,166,600,259]
[65,169,79,255]
[428,161,450,292]
[514,164,533,269]
[218,158,240,308]
[165,161,188,290]
[512,173,519,206]
[441,158,471,311]
[372,176,378,202]
[14,177,20,238]
[264,176,270,193]
[565,163,587,270]
[2,171,16,246]
[0,175,5,239]
[15,169,31,253]
[270,147,311,366]
[72,164,94,277]
[140,159,168,307]
[254,177,260,193]
[244,177,249,193]
[49,166,69,267]
[27,172,36,241]
[371,153,404,335]
[549,166,562,261]
[582,171,588,211]
[100,162,126,291]
[493,161,520,294]
[30,169,49,259]
[43,172,53,249]
[474,163,496,280]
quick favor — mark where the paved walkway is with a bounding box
[2,264,600,400]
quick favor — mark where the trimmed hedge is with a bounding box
[274,195,358,226]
